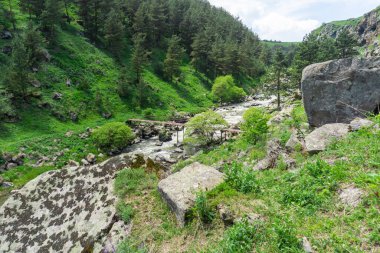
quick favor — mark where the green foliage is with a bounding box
[208,219,259,253]
[225,162,260,194]
[114,168,156,198]
[164,35,185,81]
[273,217,302,252]
[117,239,148,253]
[116,202,135,223]
[92,122,134,152]
[40,0,63,44]
[185,110,228,146]
[104,7,125,59]
[281,159,344,211]
[211,75,246,103]
[0,87,14,118]
[191,191,216,224]
[336,28,359,58]
[241,107,270,144]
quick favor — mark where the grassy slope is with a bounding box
[115,103,380,252]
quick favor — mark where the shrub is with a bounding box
[92,122,135,152]
[209,219,259,253]
[116,202,134,223]
[273,217,301,252]
[211,75,246,103]
[185,110,228,146]
[225,162,260,194]
[117,239,147,253]
[241,108,270,144]
[191,191,216,224]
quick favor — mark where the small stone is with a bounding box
[52,92,63,100]
[86,153,96,164]
[98,153,104,158]
[68,160,80,167]
[349,118,374,131]
[0,176,4,185]
[6,163,18,170]
[155,141,163,146]
[305,124,349,154]
[2,182,14,188]
[174,148,183,153]
[217,204,235,226]
[65,131,74,137]
[339,186,364,208]
[81,159,90,166]
[302,237,314,253]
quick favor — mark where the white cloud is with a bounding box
[208,0,380,41]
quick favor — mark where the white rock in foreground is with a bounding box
[305,123,349,154]
[0,154,133,253]
[158,163,224,226]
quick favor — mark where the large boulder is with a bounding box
[0,154,133,253]
[302,57,380,127]
[305,123,349,154]
[158,163,224,226]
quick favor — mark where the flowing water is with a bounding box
[125,95,277,162]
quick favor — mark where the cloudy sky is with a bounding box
[208,0,380,42]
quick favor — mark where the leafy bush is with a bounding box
[116,202,135,223]
[281,159,344,211]
[211,75,246,103]
[225,162,260,194]
[92,122,135,152]
[241,108,270,144]
[209,219,259,253]
[191,191,216,224]
[185,110,228,146]
[114,168,155,197]
[273,217,301,252]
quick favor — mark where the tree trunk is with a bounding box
[277,71,281,111]
[64,0,70,24]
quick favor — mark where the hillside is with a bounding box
[0,0,263,149]
[313,6,380,56]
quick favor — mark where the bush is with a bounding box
[116,202,134,223]
[92,122,135,152]
[225,162,260,194]
[211,75,246,103]
[241,108,270,144]
[209,219,259,253]
[185,110,228,146]
[191,191,216,224]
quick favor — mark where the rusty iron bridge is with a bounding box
[126,119,243,144]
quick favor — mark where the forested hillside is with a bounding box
[0,0,264,147]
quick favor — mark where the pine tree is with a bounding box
[41,0,63,45]
[0,86,14,119]
[164,35,185,81]
[336,29,359,58]
[104,7,125,59]
[23,22,45,69]
[3,36,30,98]
[19,0,45,19]
[274,50,286,110]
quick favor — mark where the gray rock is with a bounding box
[81,158,90,166]
[158,163,224,226]
[305,123,349,154]
[253,139,282,171]
[6,162,18,170]
[52,92,63,100]
[1,182,13,188]
[302,57,380,127]
[0,176,3,185]
[67,160,80,167]
[0,154,133,253]
[281,153,296,170]
[86,153,96,164]
[302,237,314,253]
[285,132,305,152]
[349,118,374,131]
[0,30,12,39]
[93,221,132,252]
[339,186,364,208]
[159,129,173,142]
[217,204,235,226]
[2,46,12,55]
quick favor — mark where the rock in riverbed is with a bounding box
[0,154,134,253]
[158,163,224,226]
